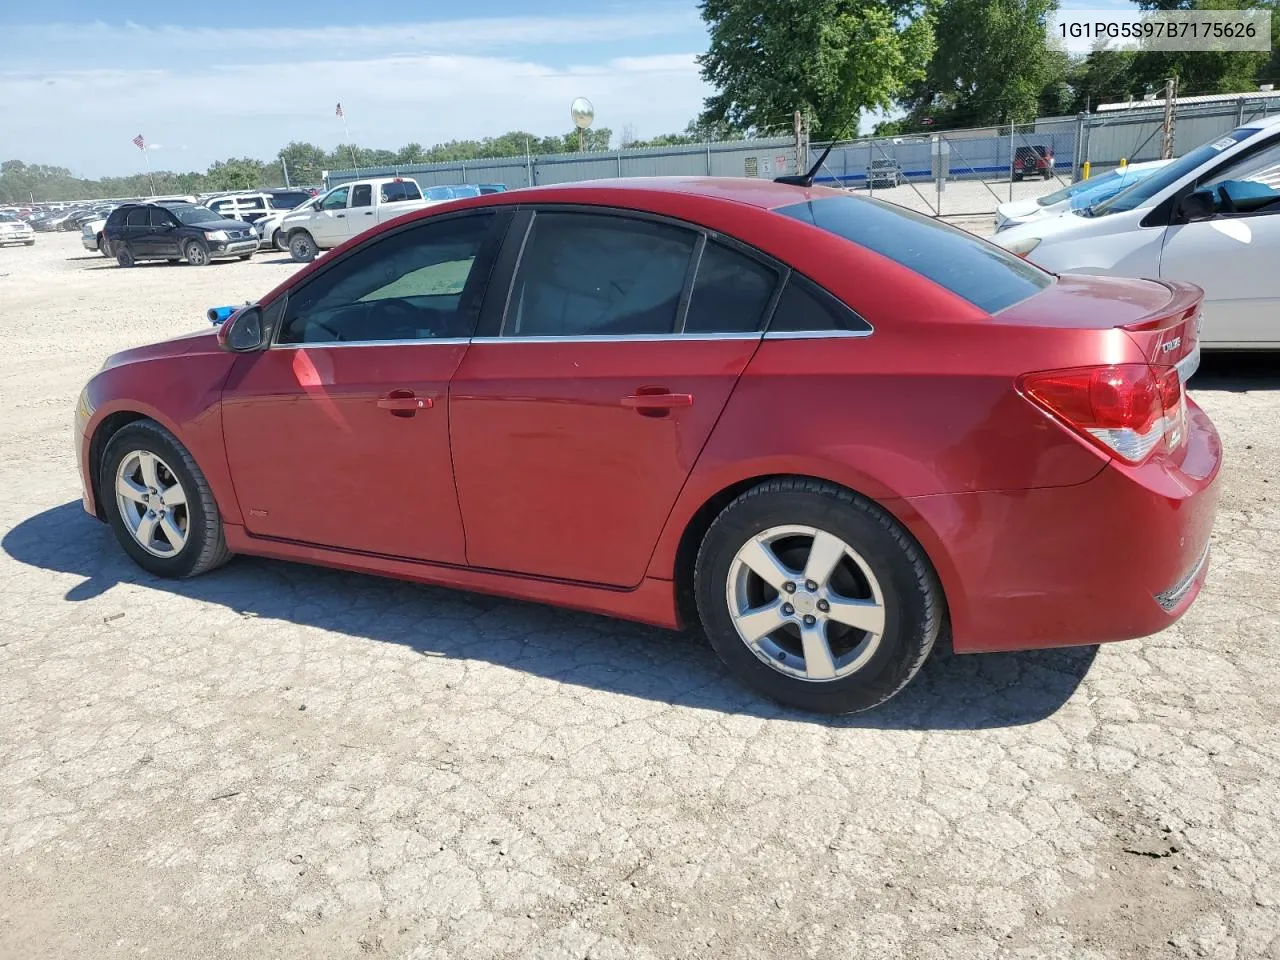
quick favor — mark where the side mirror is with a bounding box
[217,306,266,352]
[1178,189,1217,223]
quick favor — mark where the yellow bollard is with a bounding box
[1082,161,1091,180]
[1119,157,1128,170]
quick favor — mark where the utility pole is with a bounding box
[1161,76,1178,159]
[281,156,291,188]
[793,110,807,176]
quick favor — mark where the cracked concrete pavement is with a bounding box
[1,234,1278,959]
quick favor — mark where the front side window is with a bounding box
[277,213,497,345]
[148,208,175,227]
[503,212,697,337]
[778,195,1052,315]
[1197,137,1280,216]
[351,185,372,208]
[320,187,349,211]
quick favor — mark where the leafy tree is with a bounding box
[900,0,1058,128]
[697,0,935,138]
[205,157,267,191]
[277,141,328,186]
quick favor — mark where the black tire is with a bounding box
[694,478,942,714]
[184,240,211,266]
[238,253,253,261]
[1042,169,1053,180]
[100,420,232,579]
[272,229,286,252]
[289,231,317,262]
[116,245,135,268]
[98,234,110,256]
[1012,173,1023,182]
[24,239,35,246]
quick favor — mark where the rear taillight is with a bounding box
[1018,363,1186,465]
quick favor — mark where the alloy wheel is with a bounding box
[726,524,886,682]
[114,450,189,558]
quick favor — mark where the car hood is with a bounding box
[990,206,1135,249]
[995,198,1042,220]
[188,219,239,230]
[101,329,221,372]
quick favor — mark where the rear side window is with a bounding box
[769,274,871,334]
[107,208,128,226]
[777,196,1052,314]
[351,185,372,208]
[382,181,422,203]
[504,212,696,337]
[684,240,778,334]
[126,208,149,227]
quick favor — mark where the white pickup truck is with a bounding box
[280,177,431,262]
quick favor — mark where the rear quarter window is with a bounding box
[778,195,1053,314]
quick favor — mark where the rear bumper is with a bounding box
[81,234,99,251]
[903,399,1221,654]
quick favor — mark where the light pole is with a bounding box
[571,97,594,153]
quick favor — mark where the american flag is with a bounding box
[335,102,343,118]
[132,134,145,150]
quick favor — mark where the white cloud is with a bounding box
[2,12,712,177]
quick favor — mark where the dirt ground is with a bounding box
[1,232,1278,960]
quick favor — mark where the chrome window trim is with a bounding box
[469,332,764,344]
[270,337,472,350]
[763,329,874,340]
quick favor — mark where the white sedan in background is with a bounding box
[0,212,35,246]
[993,159,1172,232]
[993,115,1280,349]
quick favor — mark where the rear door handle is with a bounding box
[377,391,432,417]
[621,392,694,410]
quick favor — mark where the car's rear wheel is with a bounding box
[100,420,231,579]
[98,235,110,256]
[115,246,135,268]
[289,231,317,263]
[694,478,942,714]
[184,240,211,267]
[272,229,286,252]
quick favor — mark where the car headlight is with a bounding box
[206,230,228,242]
[1001,236,1041,257]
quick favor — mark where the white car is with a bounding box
[993,114,1280,349]
[0,213,35,246]
[81,215,111,255]
[993,160,1172,232]
[280,177,432,261]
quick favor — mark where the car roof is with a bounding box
[480,176,847,211]
[1243,113,1280,132]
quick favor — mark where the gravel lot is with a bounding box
[2,232,1278,960]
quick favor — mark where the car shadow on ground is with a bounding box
[1191,352,1280,392]
[4,501,1098,730]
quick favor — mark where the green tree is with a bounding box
[697,0,935,138]
[205,157,267,191]
[277,141,328,185]
[901,0,1059,128]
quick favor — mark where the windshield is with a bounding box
[1036,171,1121,207]
[174,205,227,225]
[1089,126,1258,216]
[0,212,18,221]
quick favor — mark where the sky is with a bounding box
[3,0,1135,179]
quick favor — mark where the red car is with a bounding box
[74,178,1220,714]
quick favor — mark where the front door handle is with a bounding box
[377,391,432,417]
[336,213,346,218]
[622,391,694,411]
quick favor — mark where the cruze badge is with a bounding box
[1161,337,1182,354]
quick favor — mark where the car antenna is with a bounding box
[774,116,853,188]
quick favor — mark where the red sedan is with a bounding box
[74,178,1221,714]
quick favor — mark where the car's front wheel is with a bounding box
[695,479,942,714]
[100,420,232,579]
[184,240,211,266]
[289,231,317,262]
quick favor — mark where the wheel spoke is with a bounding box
[135,513,157,547]
[800,623,837,680]
[826,597,885,634]
[160,482,186,507]
[804,531,847,590]
[159,515,185,550]
[116,474,148,504]
[734,600,788,644]
[138,452,161,491]
[737,538,795,591]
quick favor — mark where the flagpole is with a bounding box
[143,144,156,196]
[337,103,358,168]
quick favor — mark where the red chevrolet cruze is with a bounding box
[75,178,1221,713]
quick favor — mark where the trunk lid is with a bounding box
[996,274,1202,382]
